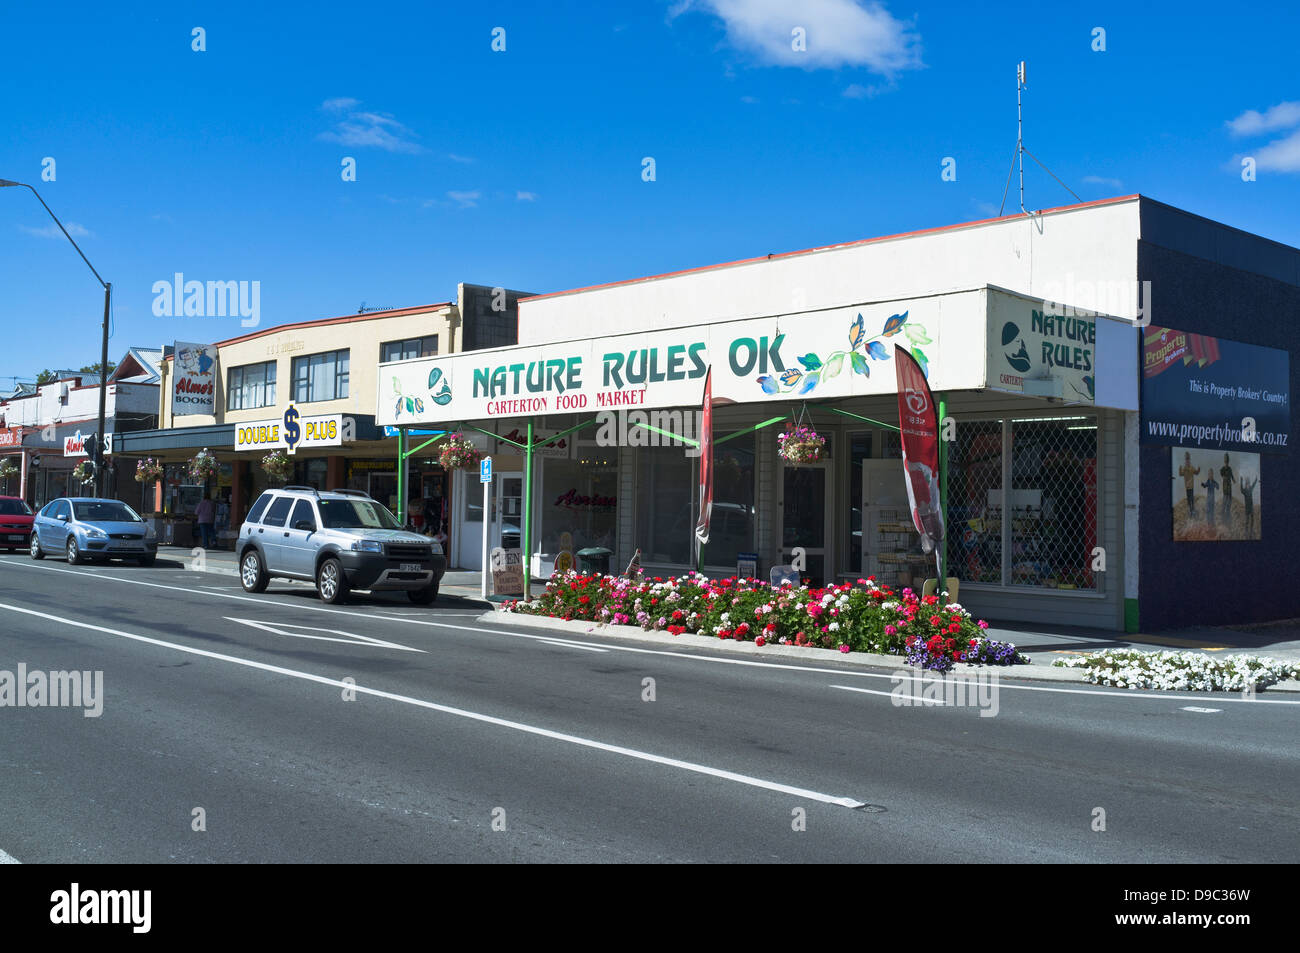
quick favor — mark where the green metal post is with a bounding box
[396,426,406,525]
[937,396,948,596]
[522,420,533,597]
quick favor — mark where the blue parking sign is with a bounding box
[480,456,493,483]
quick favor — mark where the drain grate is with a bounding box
[854,804,888,813]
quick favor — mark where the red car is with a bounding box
[0,496,35,551]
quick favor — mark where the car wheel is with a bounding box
[316,557,349,604]
[239,549,269,593]
[30,534,44,560]
[407,583,438,605]
[66,537,83,565]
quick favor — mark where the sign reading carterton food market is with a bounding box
[378,293,991,426]
[234,403,345,455]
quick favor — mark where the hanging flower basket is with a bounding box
[438,433,481,471]
[777,423,825,464]
[261,450,293,483]
[72,460,95,484]
[0,458,18,482]
[135,457,163,483]
[188,448,219,481]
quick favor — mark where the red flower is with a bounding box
[930,615,942,626]
[578,596,590,604]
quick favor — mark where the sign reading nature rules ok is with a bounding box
[376,297,988,427]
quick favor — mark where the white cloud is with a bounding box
[516,191,539,201]
[447,190,480,208]
[673,0,922,75]
[20,222,91,239]
[1081,175,1124,189]
[1252,128,1300,173]
[318,99,424,154]
[1226,101,1300,137]
[740,95,760,103]
[448,153,475,164]
[842,82,885,99]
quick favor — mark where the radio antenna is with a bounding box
[999,61,1082,218]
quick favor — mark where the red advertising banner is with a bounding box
[694,367,713,545]
[894,346,944,554]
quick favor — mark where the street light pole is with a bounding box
[1,179,113,496]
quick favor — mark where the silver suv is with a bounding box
[236,487,446,605]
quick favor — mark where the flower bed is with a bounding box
[1053,649,1300,692]
[504,571,1027,671]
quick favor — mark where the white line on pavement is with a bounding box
[830,684,949,704]
[0,847,19,864]
[6,560,1300,705]
[536,639,609,653]
[0,600,866,810]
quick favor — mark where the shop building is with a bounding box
[382,195,1296,632]
[0,348,162,508]
[115,285,532,548]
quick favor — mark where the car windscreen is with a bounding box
[73,501,142,523]
[318,499,402,530]
[0,499,32,516]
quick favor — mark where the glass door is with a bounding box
[493,473,523,551]
[781,462,831,584]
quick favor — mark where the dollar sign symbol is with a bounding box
[284,406,301,450]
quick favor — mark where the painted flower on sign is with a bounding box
[757,310,932,397]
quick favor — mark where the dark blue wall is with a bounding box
[1137,211,1300,629]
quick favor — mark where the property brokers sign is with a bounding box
[1141,327,1290,453]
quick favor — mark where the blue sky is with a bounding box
[2,0,1298,379]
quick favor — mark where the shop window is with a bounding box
[945,416,1098,590]
[700,432,755,571]
[541,450,618,557]
[946,420,1005,586]
[227,361,277,411]
[636,445,693,566]
[1009,418,1098,590]
[380,336,438,363]
[291,350,350,403]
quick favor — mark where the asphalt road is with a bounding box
[1,551,1297,863]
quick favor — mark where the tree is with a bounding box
[35,369,57,385]
[80,362,116,378]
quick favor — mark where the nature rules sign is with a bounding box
[376,295,988,427]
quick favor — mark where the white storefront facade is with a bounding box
[383,196,1148,630]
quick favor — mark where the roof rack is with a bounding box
[327,488,372,498]
[281,485,319,495]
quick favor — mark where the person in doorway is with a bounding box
[421,496,440,536]
[1178,452,1200,517]
[195,493,216,549]
[1201,473,1218,527]
[1219,453,1235,522]
[1240,474,1259,536]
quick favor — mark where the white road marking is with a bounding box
[830,684,949,704]
[5,560,1300,705]
[0,847,19,864]
[225,618,425,653]
[1182,706,1222,713]
[536,639,609,653]
[0,601,866,809]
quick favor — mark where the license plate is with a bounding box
[7,534,25,542]
[400,562,423,572]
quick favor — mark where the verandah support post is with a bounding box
[937,395,948,595]
[397,426,406,525]
[522,420,534,597]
